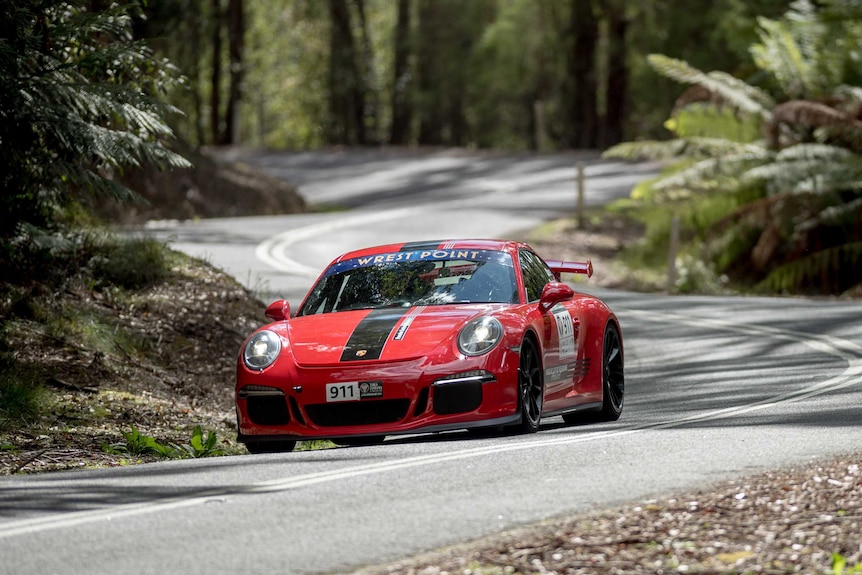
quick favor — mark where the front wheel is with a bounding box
[517,336,544,433]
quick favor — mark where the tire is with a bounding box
[245,440,297,454]
[596,322,624,421]
[563,321,624,424]
[517,336,544,433]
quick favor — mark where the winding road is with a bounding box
[1,149,860,575]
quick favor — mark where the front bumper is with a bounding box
[235,354,521,442]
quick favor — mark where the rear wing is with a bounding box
[545,259,593,281]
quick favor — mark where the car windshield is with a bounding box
[297,249,517,316]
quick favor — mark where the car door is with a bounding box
[518,249,580,409]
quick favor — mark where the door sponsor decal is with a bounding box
[552,306,576,359]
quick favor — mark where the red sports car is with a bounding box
[235,239,624,453]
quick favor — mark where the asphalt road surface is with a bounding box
[1,150,860,575]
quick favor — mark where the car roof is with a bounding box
[332,239,528,263]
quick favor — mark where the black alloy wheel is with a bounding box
[245,440,297,454]
[598,322,624,421]
[518,336,543,433]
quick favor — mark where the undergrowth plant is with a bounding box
[832,553,862,575]
[0,353,46,427]
[104,425,225,459]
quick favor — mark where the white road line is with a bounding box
[0,308,859,539]
[254,179,518,277]
[255,208,417,277]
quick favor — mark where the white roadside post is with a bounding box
[667,215,680,291]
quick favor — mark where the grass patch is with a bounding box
[0,356,47,426]
[86,234,170,290]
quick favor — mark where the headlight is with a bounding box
[243,330,281,370]
[458,317,503,356]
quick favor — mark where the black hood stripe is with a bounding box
[340,308,409,362]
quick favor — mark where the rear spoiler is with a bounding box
[545,259,593,281]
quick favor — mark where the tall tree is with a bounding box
[416,0,445,145]
[327,0,366,145]
[210,0,225,144]
[602,0,629,146]
[416,0,492,146]
[225,0,245,144]
[563,0,599,149]
[390,0,412,145]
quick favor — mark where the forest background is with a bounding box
[144,0,862,295]
[150,0,791,151]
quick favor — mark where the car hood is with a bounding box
[284,305,497,366]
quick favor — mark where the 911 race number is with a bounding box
[326,382,360,402]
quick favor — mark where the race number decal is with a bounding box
[552,307,576,359]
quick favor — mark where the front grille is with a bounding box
[432,381,483,415]
[247,396,291,426]
[305,399,410,427]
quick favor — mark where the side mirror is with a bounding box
[264,300,291,322]
[539,282,574,312]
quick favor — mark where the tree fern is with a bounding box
[608,1,862,295]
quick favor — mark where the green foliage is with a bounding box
[0,0,190,235]
[832,552,862,575]
[647,54,774,118]
[0,227,170,295]
[757,241,862,294]
[667,104,762,142]
[605,0,862,295]
[104,425,224,459]
[86,235,169,290]
[104,425,176,457]
[171,426,225,458]
[142,0,798,149]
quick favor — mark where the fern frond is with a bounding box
[835,85,862,104]
[602,140,689,161]
[757,241,862,293]
[744,144,862,195]
[751,15,818,98]
[653,151,772,192]
[798,196,862,232]
[647,54,775,118]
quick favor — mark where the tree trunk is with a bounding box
[603,3,628,147]
[328,0,365,145]
[416,0,444,145]
[225,0,244,145]
[210,0,224,145]
[354,0,378,144]
[190,3,206,147]
[390,0,412,145]
[565,0,599,149]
